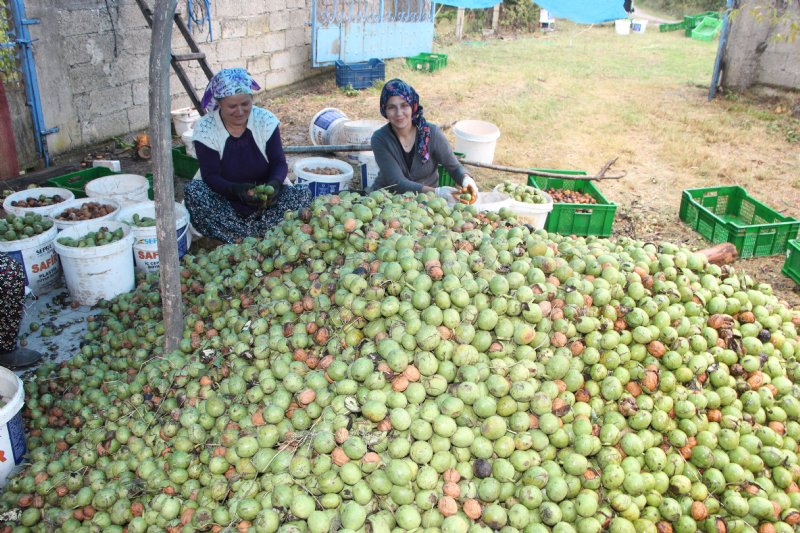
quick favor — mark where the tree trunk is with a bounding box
[491,5,500,32]
[696,242,738,266]
[149,0,183,353]
[455,8,465,40]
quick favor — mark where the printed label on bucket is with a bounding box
[6,411,26,464]
[132,226,189,273]
[5,242,61,296]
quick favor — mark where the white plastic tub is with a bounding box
[631,19,648,33]
[54,220,135,306]
[359,152,380,190]
[453,120,501,165]
[293,157,354,198]
[615,19,631,35]
[0,224,61,296]
[171,107,200,136]
[117,201,191,274]
[85,174,149,207]
[309,108,349,146]
[472,191,514,212]
[0,367,27,488]
[181,129,196,158]
[50,198,121,232]
[2,187,74,217]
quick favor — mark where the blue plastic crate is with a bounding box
[335,59,385,90]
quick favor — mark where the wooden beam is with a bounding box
[150,0,184,354]
[0,165,78,189]
[492,5,500,31]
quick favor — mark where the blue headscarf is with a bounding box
[379,79,431,162]
[200,68,261,113]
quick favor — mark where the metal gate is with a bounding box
[312,0,435,67]
[0,0,55,171]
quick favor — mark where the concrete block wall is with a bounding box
[26,0,315,156]
[723,0,800,90]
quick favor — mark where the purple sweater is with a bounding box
[195,125,287,216]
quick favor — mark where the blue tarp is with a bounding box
[435,0,502,8]
[533,1,628,24]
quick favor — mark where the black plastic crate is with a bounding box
[335,59,385,90]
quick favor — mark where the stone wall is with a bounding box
[723,0,800,90]
[26,0,315,156]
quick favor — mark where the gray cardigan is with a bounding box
[370,123,467,193]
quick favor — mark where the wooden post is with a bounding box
[0,80,20,180]
[455,8,465,40]
[491,4,500,32]
[149,0,184,353]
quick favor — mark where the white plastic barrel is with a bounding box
[615,19,631,35]
[309,108,349,146]
[0,367,27,488]
[50,198,121,232]
[85,174,149,207]
[171,107,200,136]
[2,187,74,217]
[0,224,61,296]
[453,120,501,165]
[117,201,191,274]
[54,220,135,306]
[293,157,354,198]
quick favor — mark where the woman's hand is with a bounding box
[461,176,479,204]
[230,183,258,205]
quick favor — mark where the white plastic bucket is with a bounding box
[0,225,61,296]
[2,187,75,217]
[54,220,135,306]
[506,190,554,230]
[51,198,121,232]
[342,120,386,145]
[117,201,191,274]
[472,191,514,212]
[309,108,349,146]
[615,19,631,35]
[293,157,354,198]
[359,152,380,190]
[85,174,149,207]
[0,367,27,488]
[171,107,200,136]
[453,120,501,165]
[181,129,197,158]
[631,19,648,33]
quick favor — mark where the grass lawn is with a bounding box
[266,21,800,305]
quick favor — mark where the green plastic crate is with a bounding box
[437,152,465,187]
[691,16,722,41]
[173,146,200,179]
[684,11,720,36]
[46,167,117,198]
[406,53,448,73]
[659,21,685,32]
[527,172,617,237]
[783,240,800,285]
[679,185,800,258]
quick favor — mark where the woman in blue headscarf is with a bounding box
[370,78,479,203]
[184,68,312,243]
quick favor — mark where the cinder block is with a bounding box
[132,81,149,106]
[80,110,130,145]
[126,105,150,131]
[117,2,150,30]
[270,50,292,70]
[88,85,133,118]
[221,18,248,39]
[263,69,297,90]
[288,46,310,67]
[285,28,305,48]
[68,62,113,96]
[270,11,290,32]
[109,53,150,85]
[120,27,153,56]
[247,56,271,77]
[264,31,286,53]
[58,8,112,37]
[246,15,270,36]
[213,38,243,62]
[241,36,266,58]
[63,33,115,67]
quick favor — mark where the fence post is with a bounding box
[455,7,465,39]
[492,4,500,31]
